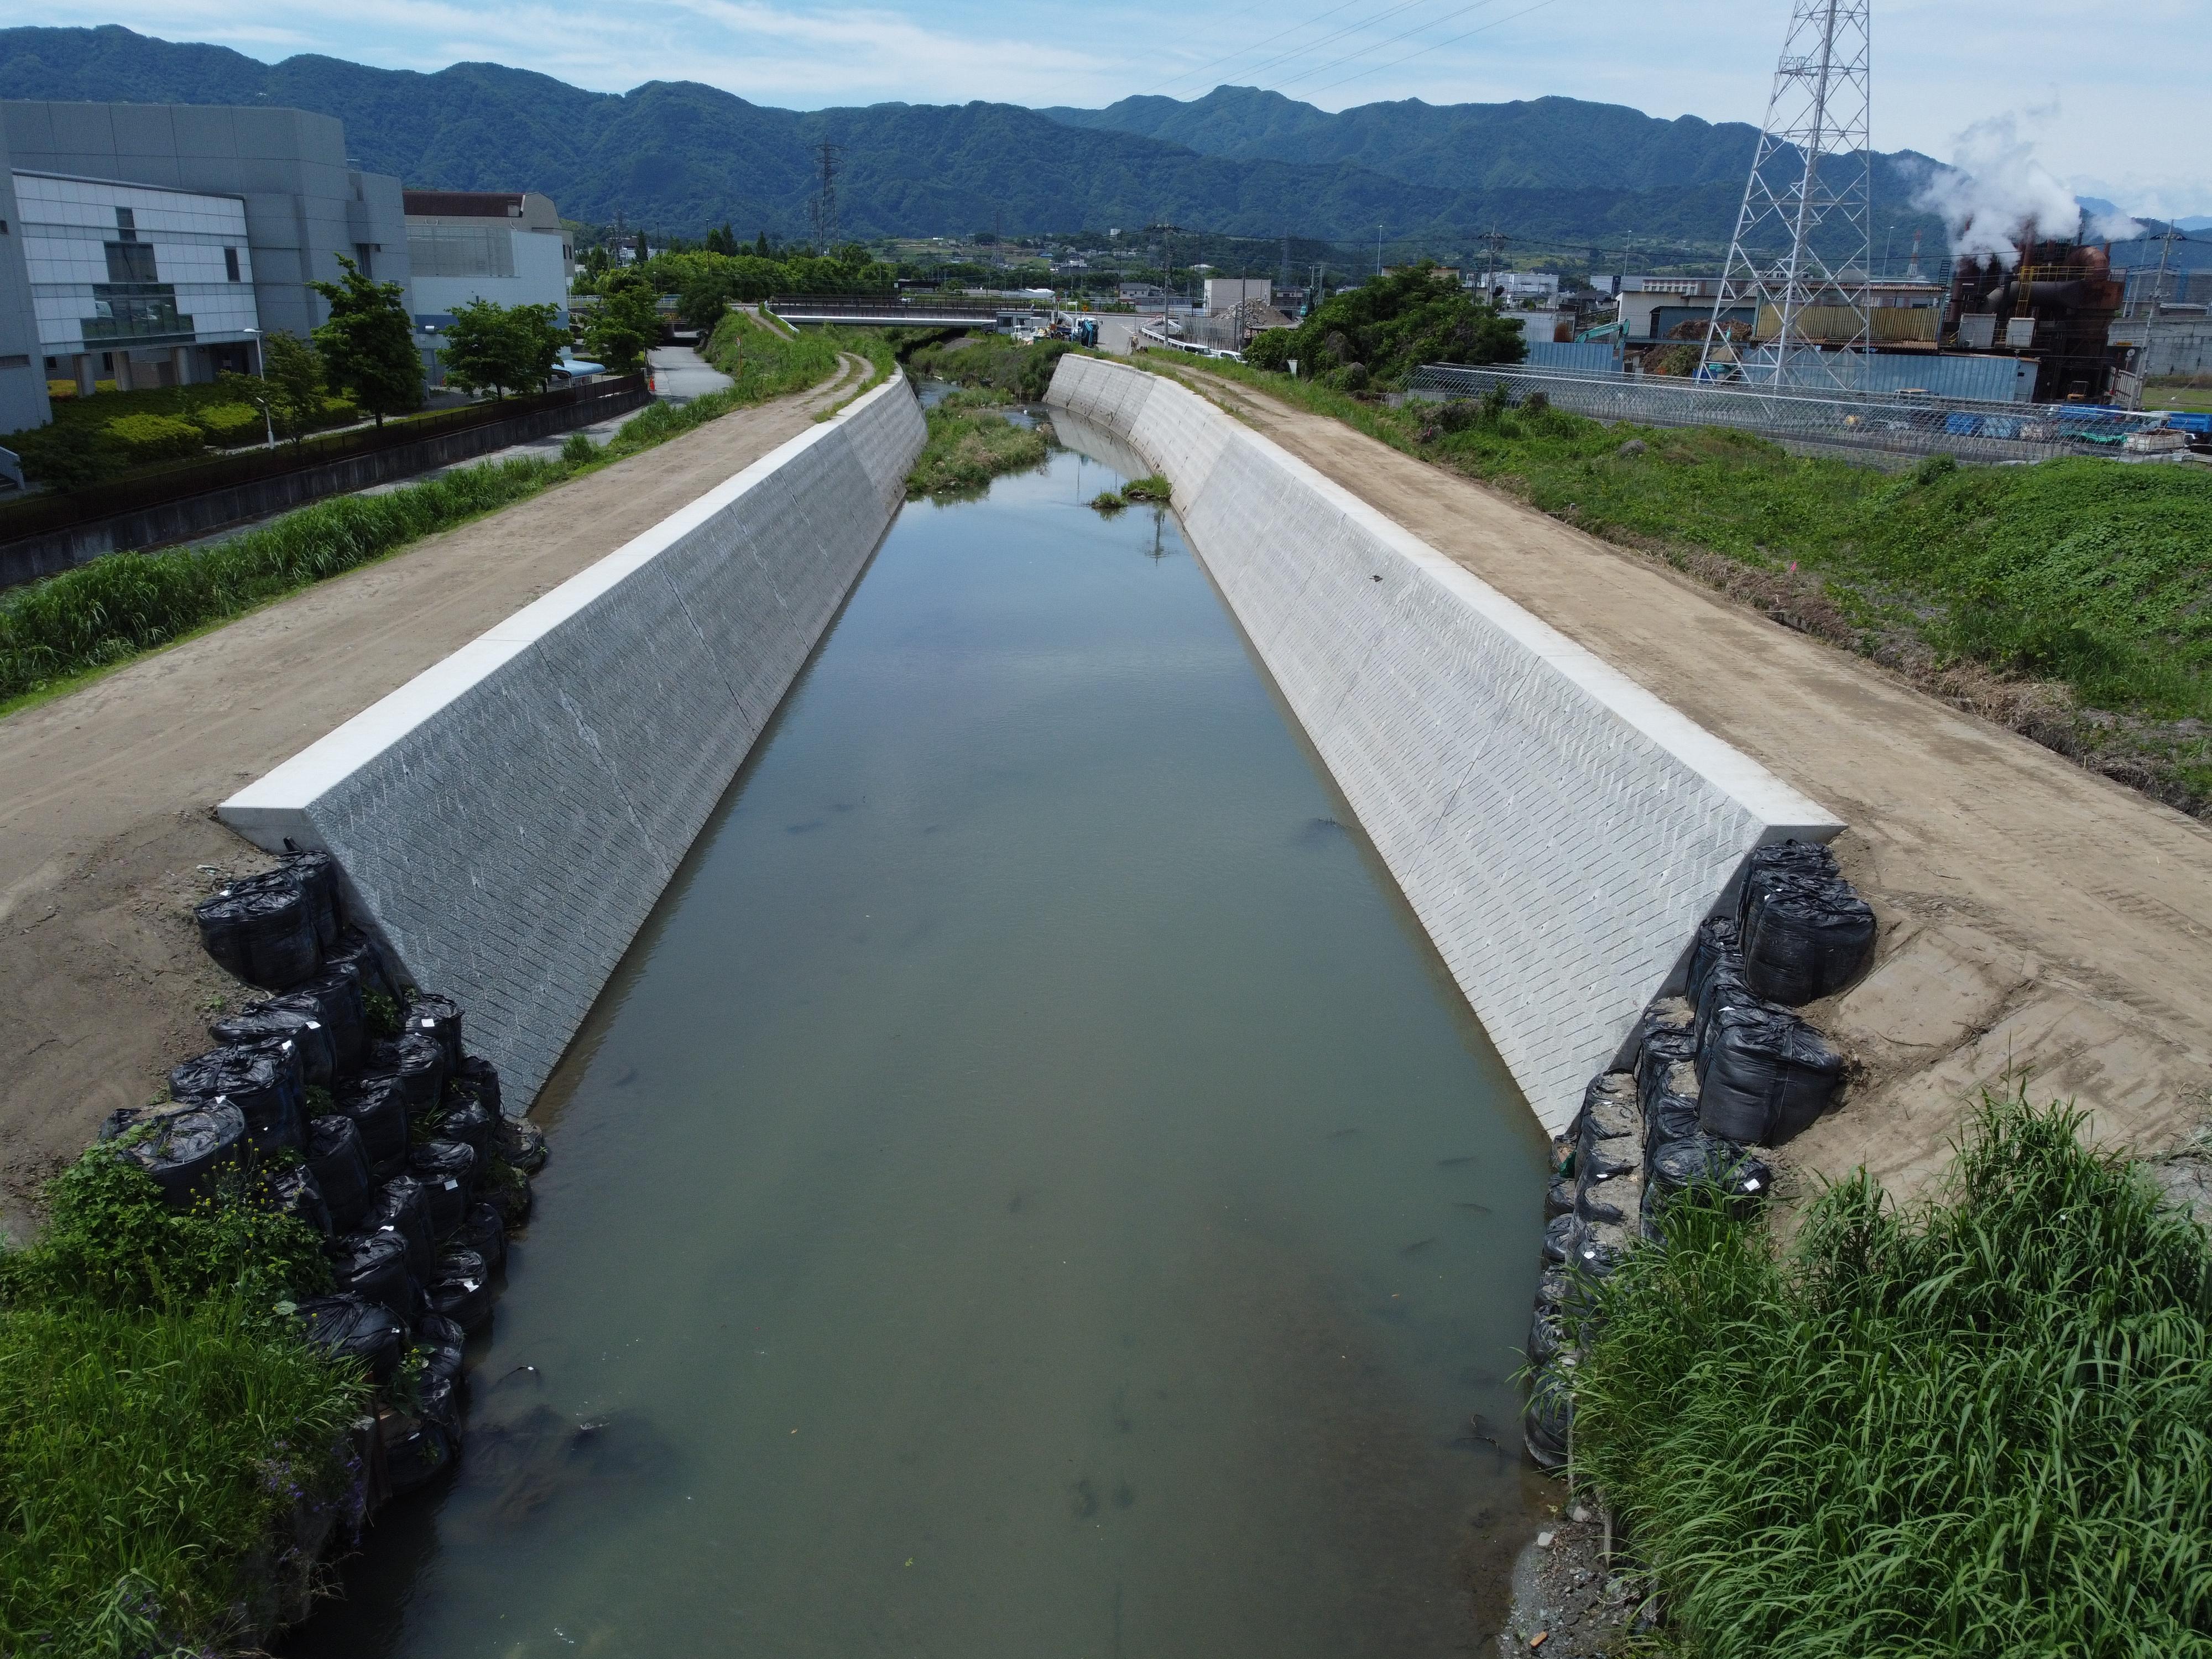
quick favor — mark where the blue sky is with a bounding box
[14,0,2210,214]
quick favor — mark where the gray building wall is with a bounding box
[0,101,408,347]
[0,121,54,436]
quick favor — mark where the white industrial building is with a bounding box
[405,190,573,327]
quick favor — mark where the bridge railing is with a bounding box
[768,293,1030,320]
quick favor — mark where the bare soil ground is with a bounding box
[1176,367,2212,1206]
[0,357,867,1244]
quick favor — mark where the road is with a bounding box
[0,354,868,1241]
[1170,364,2212,1203]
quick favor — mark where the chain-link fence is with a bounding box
[1406,363,2170,466]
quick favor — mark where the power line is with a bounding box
[1270,0,1506,94]
[1132,0,1380,97]
[1292,0,1565,99]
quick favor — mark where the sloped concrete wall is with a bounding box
[1050,356,1839,1132]
[221,375,927,1109]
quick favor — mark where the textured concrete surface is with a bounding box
[221,375,927,1110]
[1050,356,1837,1132]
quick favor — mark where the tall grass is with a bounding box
[706,311,892,405]
[0,1152,367,1653]
[904,389,1050,497]
[1569,1095,2212,1658]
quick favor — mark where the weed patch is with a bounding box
[905,392,1048,498]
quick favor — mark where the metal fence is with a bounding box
[1406,363,2170,466]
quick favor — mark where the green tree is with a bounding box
[754,230,771,257]
[677,268,735,335]
[439,299,568,399]
[309,254,424,426]
[583,273,661,375]
[258,331,327,444]
[1243,262,1524,385]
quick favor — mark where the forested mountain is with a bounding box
[0,25,1949,259]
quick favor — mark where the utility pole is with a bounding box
[1147,222,1180,348]
[2147,219,2179,320]
[1376,225,1383,276]
[1478,225,1507,305]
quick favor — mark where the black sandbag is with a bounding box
[112,1103,246,1208]
[332,1076,411,1180]
[415,1313,467,1389]
[1527,1301,1567,1366]
[280,849,344,947]
[269,1165,332,1235]
[1697,1001,1844,1147]
[383,1408,457,1495]
[1735,838,1840,930]
[418,1370,462,1433]
[330,1229,414,1319]
[406,993,463,1070]
[169,1040,305,1155]
[325,930,397,1008]
[1545,1174,1576,1220]
[455,1055,503,1120]
[1741,873,1875,1006]
[1635,997,1698,1087]
[1532,1264,1571,1313]
[294,1295,405,1384]
[193,870,323,990]
[437,1098,496,1161]
[1686,916,1740,1016]
[1523,1359,1574,1470]
[278,974,368,1074]
[307,1115,374,1232]
[456,1202,507,1274]
[1575,1074,1641,1186]
[1694,948,1754,1040]
[1566,1217,1634,1281]
[409,1141,478,1236]
[425,1245,494,1332]
[362,1176,435,1280]
[493,1113,546,1175]
[478,1170,533,1229]
[365,1032,447,1117]
[1575,1167,1644,1228]
[1641,1061,1705,1162]
[1648,1133,1775,1217]
[1542,1211,1576,1266]
[206,1003,336,1087]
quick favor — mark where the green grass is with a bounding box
[904,389,1049,498]
[1568,1095,2212,1659]
[705,310,893,407]
[0,1152,367,1653]
[0,327,878,717]
[906,335,1076,401]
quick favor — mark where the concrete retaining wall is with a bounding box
[1048,356,1839,1132]
[220,375,927,1109]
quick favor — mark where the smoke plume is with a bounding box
[1913,110,2081,267]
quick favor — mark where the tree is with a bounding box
[704,222,737,256]
[309,254,423,426]
[439,299,569,399]
[677,269,735,335]
[251,331,327,444]
[583,273,661,375]
[754,230,771,258]
[1244,262,1524,385]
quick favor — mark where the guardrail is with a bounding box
[1406,363,2172,466]
[0,376,648,542]
[768,293,1039,322]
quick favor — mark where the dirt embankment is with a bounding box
[0,360,867,1244]
[1177,367,2212,1204]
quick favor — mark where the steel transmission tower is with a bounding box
[1700,0,1872,388]
[809,142,842,255]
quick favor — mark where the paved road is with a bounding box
[0,354,869,1239]
[1171,364,2212,1203]
[646,342,735,404]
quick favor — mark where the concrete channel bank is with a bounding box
[217,374,927,1109]
[1048,354,1839,1131]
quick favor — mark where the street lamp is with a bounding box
[244,328,273,446]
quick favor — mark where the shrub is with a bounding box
[102,412,207,465]
[192,401,267,447]
[1571,1094,2212,1659]
[8,421,119,489]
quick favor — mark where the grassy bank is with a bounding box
[906,335,1074,401]
[1569,1097,2211,1658]
[0,331,872,716]
[1156,356,2212,814]
[705,310,893,406]
[904,389,1050,498]
[0,1152,367,1652]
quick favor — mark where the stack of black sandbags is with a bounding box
[165,851,550,1499]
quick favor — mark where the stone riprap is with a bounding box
[220,375,927,1109]
[1047,355,1839,1132]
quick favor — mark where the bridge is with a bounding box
[767,293,1044,329]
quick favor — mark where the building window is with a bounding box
[225,246,241,282]
[114,206,137,239]
[105,242,158,283]
[355,242,374,276]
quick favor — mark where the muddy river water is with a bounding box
[291,404,1550,1658]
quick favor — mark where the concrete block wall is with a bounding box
[1049,356,1839,1132]
[221,375,927,1109]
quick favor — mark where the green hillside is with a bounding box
[0,25,1945,259]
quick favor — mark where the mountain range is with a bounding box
[0,25,1954,262]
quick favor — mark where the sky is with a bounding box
[12,0,2210,215]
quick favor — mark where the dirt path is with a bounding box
[1174,367,2212,1202]
[0,356,870,1241]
